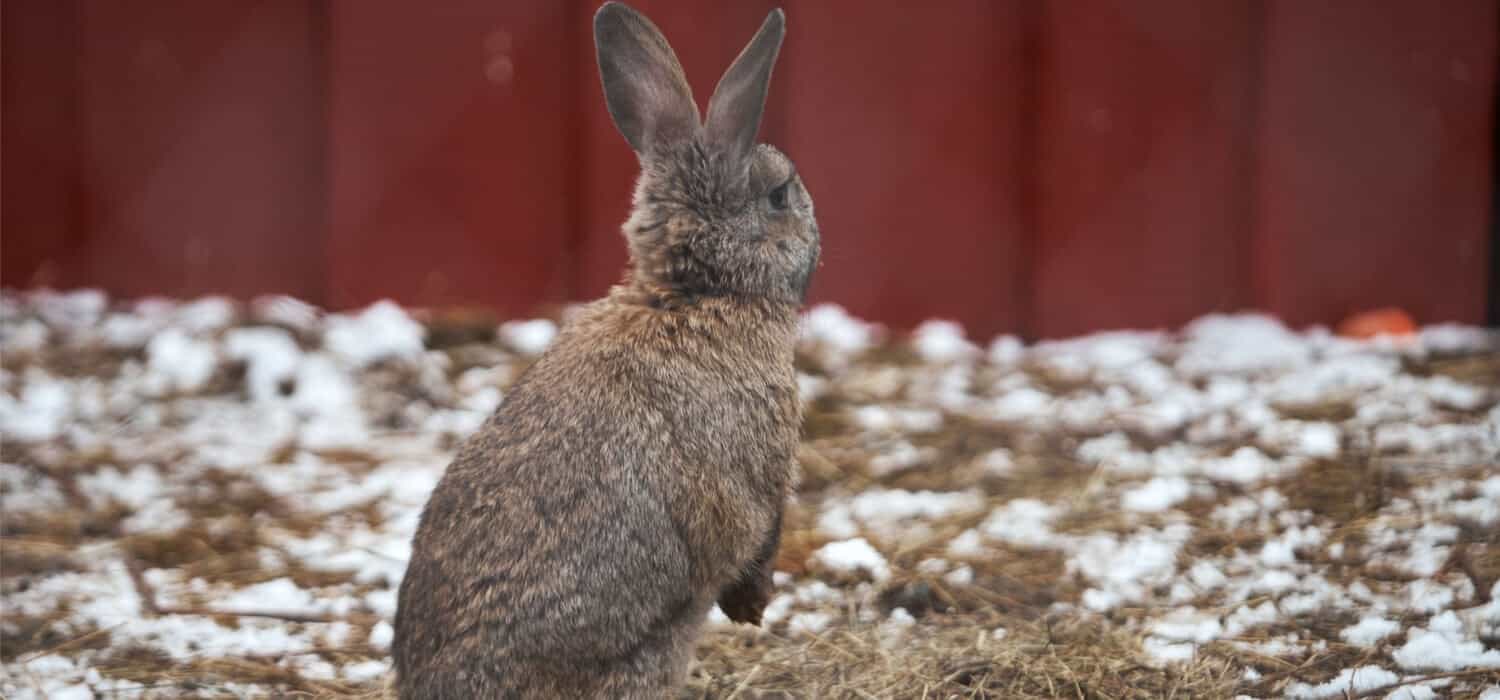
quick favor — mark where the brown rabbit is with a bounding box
[391,2,818,697]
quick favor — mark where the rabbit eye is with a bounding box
[768,181,790,210]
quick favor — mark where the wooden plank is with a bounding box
[328,0,574,314]
[1,0,81,289]
[1032,0,1257,338]
[574,0,782,300]
[779,0,1031,338]
[73,0,326,302]
[1254,0,1497,326]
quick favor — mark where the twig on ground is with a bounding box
[17,624,122,664]
[150,606,378,626]
[123,557,160,616]
[126,553,375,624]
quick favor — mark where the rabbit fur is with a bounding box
[392,2,818,698]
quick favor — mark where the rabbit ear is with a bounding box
[704,9,785,166]
[594,2,700,154]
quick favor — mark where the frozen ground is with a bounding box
[2,289,1498,698]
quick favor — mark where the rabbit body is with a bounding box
[393,293,799,698]
[393,3,816,698]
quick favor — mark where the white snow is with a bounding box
[1222,601,1279,637]
[810,538,891,582]
[946,529,986,558]
[943,565,973,586]
[1,318,50,354]
[801,304,879,360]
[1176,314,1310,376]
[822,488,984,542]
[787,611,833,635]
[1417,324,1493,354]
[1393,611,1500,671]
[989,388,1057,425]
[864,440,931,476]
[1339,616,1401,647]
[1142,636,1197,665]
[1121,476,1192,512]
[1406,579,1455,614]
[34,289,108,329]
[978,448,1016,476]
[252,294,322,331]
[1386,685,1441,700]
[0,375,72,441]
[851,405,943,434]
[816,504,859,539]
[323,300,425,367]
[145,328,219,394]
[369,621,395,649]
[1449,476,1500,526]
[846,489,984,527]
[500,319,557,355]
[219,577,326,615]
[1188,561,1227,591]
[987,335,1025,365]
[911,320,977,363]
[1258,420,1341,458]
[1149,607,1222,644]
[1067,524,1191,608]
[1203,446,1292,484]
[175,296,236,333]
[979,499,1062,548]
[100,311,159,349]
[1284,665,1399,699]
[291,353,367,447]
[224,326,303,401]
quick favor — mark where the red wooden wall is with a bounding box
[3,1,326,301]
[4,0,1496,339]
[1253,0,1496,328]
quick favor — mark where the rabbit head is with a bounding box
[595,2,819,306]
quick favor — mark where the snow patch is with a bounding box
[500,319,557,355]
[811,538,891,582]
[1284,666,1399,699]
[324,301,425,367]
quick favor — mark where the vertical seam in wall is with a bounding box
[1487,3,1500,325]
[68,0,88,288]
[563,0,586,304]
[1243,0,1269,313]
[1016,0,1042,341]
[314,0,331,308]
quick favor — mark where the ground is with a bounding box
[2,290,1499,699]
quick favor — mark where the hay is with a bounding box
[687,612,1240,699]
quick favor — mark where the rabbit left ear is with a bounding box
[595,2,701,154]
[704,9,785,167]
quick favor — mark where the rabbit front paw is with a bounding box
[717,566,773,625]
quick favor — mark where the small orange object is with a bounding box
[1336,308,1418,339]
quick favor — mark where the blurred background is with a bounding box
[3,0,1497,339]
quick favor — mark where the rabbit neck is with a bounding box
[617,276,802,321]
[601,279,801,355]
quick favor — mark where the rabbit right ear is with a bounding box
[594,2,700,154]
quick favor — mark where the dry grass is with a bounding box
[93,645,386,698]
[5,303,1498,698]
[1407,352,1500,389]
[687,613,1240,699]
[1,604,110,662]
[1278,455,1400,525]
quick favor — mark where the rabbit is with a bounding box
[391,2,818,698]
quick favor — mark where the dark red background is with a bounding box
[4,0,1496,338]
